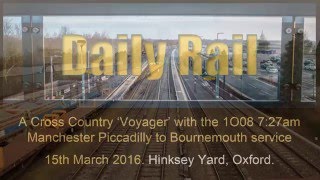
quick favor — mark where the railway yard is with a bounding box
[0,45,319,180]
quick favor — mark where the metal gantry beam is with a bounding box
[22,16,33,96]
[2,3,316,16]
[279,17,294,103]
[30,16,44,91]
[279,17,305,104]
[292,17,304,102]
[22,16,44,99]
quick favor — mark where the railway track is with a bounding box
[171,59,245,179]
[224,104,320,178]
[135,54,178,180]
[70,109,145,180]
[135,108,168,180]
[181,77,246,179]
[193,75,320,178]
[0,79,105,131]
[135,61,173,179]
[69,72,157,179]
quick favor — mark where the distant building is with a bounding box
[258,30,277,54]
[260,30,266,41]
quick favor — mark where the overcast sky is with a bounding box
[4,16,316,41]
[43,16,316,41]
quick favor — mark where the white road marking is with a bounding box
[248,83,257,88]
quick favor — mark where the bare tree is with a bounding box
[3,18,14,37]
[304,31,316,54]
[59,26,70,36]
[15,24,22,37]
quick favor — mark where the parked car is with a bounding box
[304,64,316,71]
[270,56,281,63]
[260,63,268,69]
[260,61,273,69]
[266,66,278,73]
[261,60,272,64]
[270,56,276,61]
[304,59,315,66]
